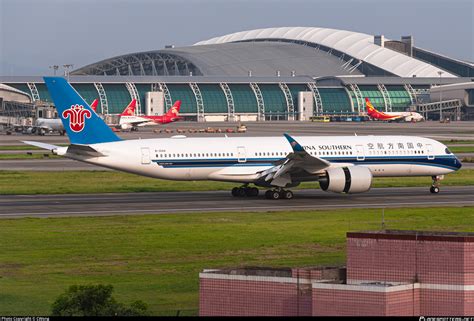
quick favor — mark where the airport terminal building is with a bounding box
[1,27,474,122]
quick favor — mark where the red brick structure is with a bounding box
[312,283,420,316]
[199,230,474,316]
[199,267,343,316]
[347,230,474,315]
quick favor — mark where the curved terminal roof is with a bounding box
[195,27,457,78]
[0,84,31,103]
[72,41,362,77]
[159,42,363,77]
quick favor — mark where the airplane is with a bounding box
[365,98,424,122]
[117,100,182,130]
[90,98,99,112]
[24,77,462,200]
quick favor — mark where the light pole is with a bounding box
[63,64,74,82]
[438,71,443,121]
[49,65,59,75]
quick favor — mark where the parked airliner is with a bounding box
[118,99,182,130]
[24,77,462,199]
[365,98,424,122]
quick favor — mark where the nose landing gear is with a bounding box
[430,175,444,194]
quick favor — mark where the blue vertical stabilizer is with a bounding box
[43,77,121,144]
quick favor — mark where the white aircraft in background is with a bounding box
[25,77,462,199]
[365,98,424,122]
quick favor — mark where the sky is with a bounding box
[0,0,472,76]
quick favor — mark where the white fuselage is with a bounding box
[35,118,64,131]
[385,112,424,122]
[57,135,461,186]
[119,115,156,127]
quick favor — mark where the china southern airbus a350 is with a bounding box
[24,77,462,199]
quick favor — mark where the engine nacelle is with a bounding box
[119,123,130,130]
[319,166,372,194]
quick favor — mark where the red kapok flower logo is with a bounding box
[62,104,92,132]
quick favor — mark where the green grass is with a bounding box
[0,207,473,315]
[441,140,474,145]
[0,144,67,151]
[449,146,474,153]
[0,169,473,195]
[0,153,60,160]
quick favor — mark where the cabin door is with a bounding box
[426,144,435,160]
[141,147,151,164]
[237,146,247,163]
[355,144,365,161]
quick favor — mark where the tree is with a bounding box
[51,284,148,316]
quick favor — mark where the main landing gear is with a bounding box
[264,189,294,200]
[231,186,259,197]
[430,175,444,194]
[231,186,294,199]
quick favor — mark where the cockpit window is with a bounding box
[445,148,452,154]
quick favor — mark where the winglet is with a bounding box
[283,133,305,152]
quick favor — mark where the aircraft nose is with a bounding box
[455,157,463,170]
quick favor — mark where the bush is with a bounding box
[51,284,148,316]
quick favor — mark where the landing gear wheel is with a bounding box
[265,190,273,199]
[232,186,258,197]
[231,187,239,197]
[246,187,259,197]
[270,190,281,200]
[430,175,443,194]
[237,187,246,197]
[281,190,294,199]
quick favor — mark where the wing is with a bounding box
[256,133,330,187]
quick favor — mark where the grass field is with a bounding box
[0,153,60,160]
[0,207,473,315]
[449,146,474,153]
[441,140,474,145]
[0,169,473,195]
[0,145,67,151]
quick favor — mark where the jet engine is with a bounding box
[319,166,372,194]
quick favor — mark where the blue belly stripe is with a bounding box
[152,155,460,170]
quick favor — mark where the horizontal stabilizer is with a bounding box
[22,141,60,151]
[67,144,104,157]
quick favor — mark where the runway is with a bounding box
[1,186,473,218]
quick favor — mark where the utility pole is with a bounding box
[63,64,74,82]
[49,65,59,76]
[438,71,443,121]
